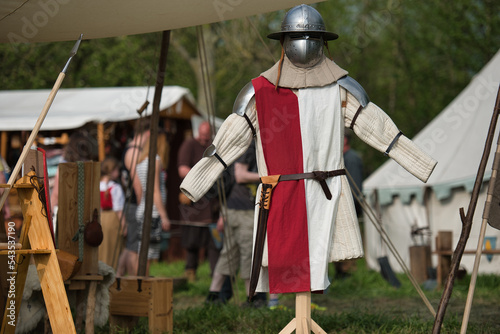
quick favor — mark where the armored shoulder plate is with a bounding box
[337,76,370,107]
[232,82,255,116]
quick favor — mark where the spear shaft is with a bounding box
[0,34,83,211]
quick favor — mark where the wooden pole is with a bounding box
[460,104,500,333]
[137,30,170,276]
[432,85,500,333]
[1,132,7,161]
[97,123,105,161]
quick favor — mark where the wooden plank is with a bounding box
[296,292,311,334]
[97,123,105,162]
[12,184,34,189]
[434,249,500,255]
[69,275,104,281]
[57,162,100,275]
[1,215,32,334]
[23,149,44,179]
[57,162,79,257]
[17,175,76,334]
[0,249,51,255]
[109,277,173,333]
[85,281,98,334]
[0,243,22,250]
[0,132,6,161]
[436,231,453,288]
[279,319,296,334]
[109,278,152,317]
[410,245,432,284]
[149,279,173,334]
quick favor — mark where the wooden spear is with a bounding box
[137,30,171,276]
[432,85,500,333]
[0,34,83,210]
[460,86,500,333]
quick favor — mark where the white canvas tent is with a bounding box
[0,0,318,43]
[363,50,500,275]
[0,85,197,131]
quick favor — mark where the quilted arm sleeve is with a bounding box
[180,102,257,202]
[344,91,437,182]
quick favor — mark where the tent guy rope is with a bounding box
[347,170,436,317]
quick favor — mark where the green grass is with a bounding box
[97,259,500,333]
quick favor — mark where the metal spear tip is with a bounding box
[62,34,83,73]
[70,34,84,57]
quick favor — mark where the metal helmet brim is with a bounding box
[267,30,338,41]
[267,4,338,41]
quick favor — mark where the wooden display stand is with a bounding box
[109,276,173,334]
[0,172,76,334]
[57,161,100,276]
[56,161,103,333]
[280,292,326,334]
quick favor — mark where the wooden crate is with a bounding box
[109,276,173,334]
[409,245,432,284]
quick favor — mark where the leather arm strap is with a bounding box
[384,131,404,156]
[349,105,363,130]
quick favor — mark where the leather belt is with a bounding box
[248,168,345,299]
[277,169,346,200]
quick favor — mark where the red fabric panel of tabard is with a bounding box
[252,76,310,293]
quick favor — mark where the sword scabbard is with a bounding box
[249,174,280,300]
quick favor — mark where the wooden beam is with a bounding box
[97,123,105,162]
[0,132,7,161]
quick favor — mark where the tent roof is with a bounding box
[364,49,500,205]
[0,86,198,131]
[0,0,319,43]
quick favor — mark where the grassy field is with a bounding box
[100,259,500,333]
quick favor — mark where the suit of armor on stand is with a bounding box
[180,6,436,328]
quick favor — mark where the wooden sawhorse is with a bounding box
[0,173,76,334]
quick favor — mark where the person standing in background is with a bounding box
[334,131,364,279]
[177,121,221,282]
[116,121,150,276]
[98,157,125,267]
[343,131,363,215]
[205,141,269,307]
[135,131,171,275]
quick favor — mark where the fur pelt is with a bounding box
[16,261,115,333]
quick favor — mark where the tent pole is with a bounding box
[460,88,500,334]
[432,85,500,334]
[137,30,171,276]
